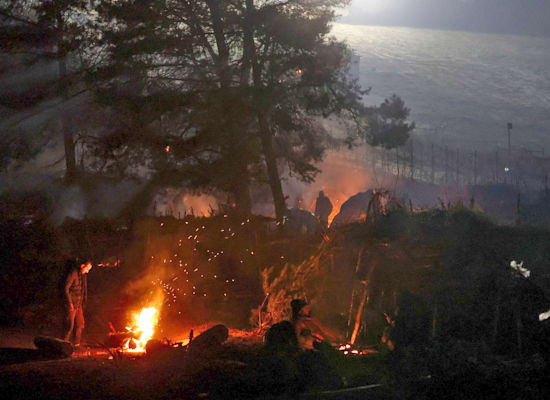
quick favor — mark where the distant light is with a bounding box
[165,145,171,152]
[504,167,510,172]
[296,69,303,75]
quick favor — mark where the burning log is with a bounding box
[104,331,140,349]
[102,306,159,353]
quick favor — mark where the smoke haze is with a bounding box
[341,0,550,37]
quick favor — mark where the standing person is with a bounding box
[314,191,333,228]
[63,259,92,347]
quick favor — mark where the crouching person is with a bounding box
[290,299,346,390]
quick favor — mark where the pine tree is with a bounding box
[0,0,98,180]
[90,1,413,217]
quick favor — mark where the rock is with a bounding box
[187,324,229,357]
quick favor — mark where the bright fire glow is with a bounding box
[124,307,158,352]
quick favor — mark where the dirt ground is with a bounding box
[2,327,549,400]
[0,325,396,400]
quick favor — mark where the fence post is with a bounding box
[410,138,414,180]
[431,143,435,184]
[396,147,400,176]
[495,149,499,183]
[474,151,477,185]
[445,145,449,185]
[456,148,460,185]
[516,192,521,225]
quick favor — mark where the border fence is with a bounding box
[362,136,550,193]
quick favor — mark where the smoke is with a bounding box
[50,185,87,223]
[149,188,218,218]
[47,181,143,224]
[283,147,378,223]
[0,58,58,98]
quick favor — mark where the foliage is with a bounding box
[87,0,413,217]
[1,1,414,215]
[0,216,60,325]
[366,94,415,149]
[0,0,108,178]
[251,243,330,327]
[251,197,550,359]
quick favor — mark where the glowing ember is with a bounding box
[124,307,158,352]
[338,343,376,355]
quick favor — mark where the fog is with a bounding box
[341,0,550,37]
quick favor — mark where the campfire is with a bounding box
[118,306,159,353]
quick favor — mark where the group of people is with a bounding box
[62,267,339,353]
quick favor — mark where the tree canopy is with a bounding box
[1,0,414,218]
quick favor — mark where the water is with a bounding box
[332,24,550,152]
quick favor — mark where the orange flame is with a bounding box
[123,306,158,353]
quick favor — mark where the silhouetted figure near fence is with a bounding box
[314,191,333,228]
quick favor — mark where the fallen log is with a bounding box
[33,336,73,358]
[145,324,229,358]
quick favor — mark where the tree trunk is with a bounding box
[409,138,414,180]
[347,288,357,338]
[232,164,252,215]
[63,120,76,183]
[259,115,287,220]
[57,15,76,184]
[204,1,253,212]
[351,252,377,345]
[205,0,231,88]
[244,0,287,220]
[431,143,435,184]
[347,246,365,339]
[350,285,368,345]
